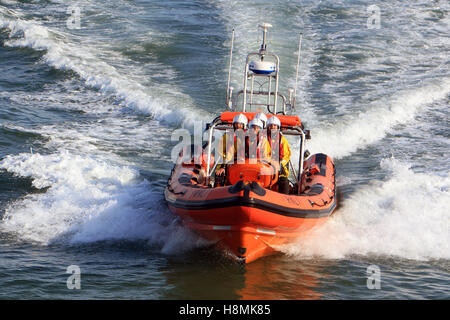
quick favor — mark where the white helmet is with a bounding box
[249,118,263,129]
[267,116,281,128]
[232,113,248,128]
[254,112,268,128]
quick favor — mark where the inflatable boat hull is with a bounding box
[165,153,336,264]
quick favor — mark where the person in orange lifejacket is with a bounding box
[267,116,291,194]
[246,118,271,163]
[216,113,248,176]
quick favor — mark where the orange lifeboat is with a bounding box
[165,113,336,264]
[165,24,337,263]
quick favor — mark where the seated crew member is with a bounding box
[216,113,248,176]
[246,118,271,163]
[267,116,291,194]
[252,112,269,159]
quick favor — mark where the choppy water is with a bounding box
[0,0,449,299]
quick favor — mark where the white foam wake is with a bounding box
[0,7,210,126]
[281,157,450,261]
[307,78,450,160]
[0,151,207,253]
[1,114,174,167]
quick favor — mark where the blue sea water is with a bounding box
[0,0,449,299]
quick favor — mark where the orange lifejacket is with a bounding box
[245,131,271,162]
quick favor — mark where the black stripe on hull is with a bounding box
[165,189,336,219]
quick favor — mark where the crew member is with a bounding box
[254,112,268,129]
[216,113,248,176]
[267,116,291,194]
[246,118,271,163]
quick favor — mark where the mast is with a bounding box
[242,23,281,114]
[293,34,303,109]
[259,22,271,54]
[226,28,235,109]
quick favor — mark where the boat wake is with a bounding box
[0,7,210,127]
[308,78,450,160]
[0,6,212,253]
[281,157,450,261]
[0,151,208,254]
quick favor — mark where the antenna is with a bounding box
[293,33,303,109]
[226,28,235,108]
[258,23,272,54]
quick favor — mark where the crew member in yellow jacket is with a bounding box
[267,116,291,194]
